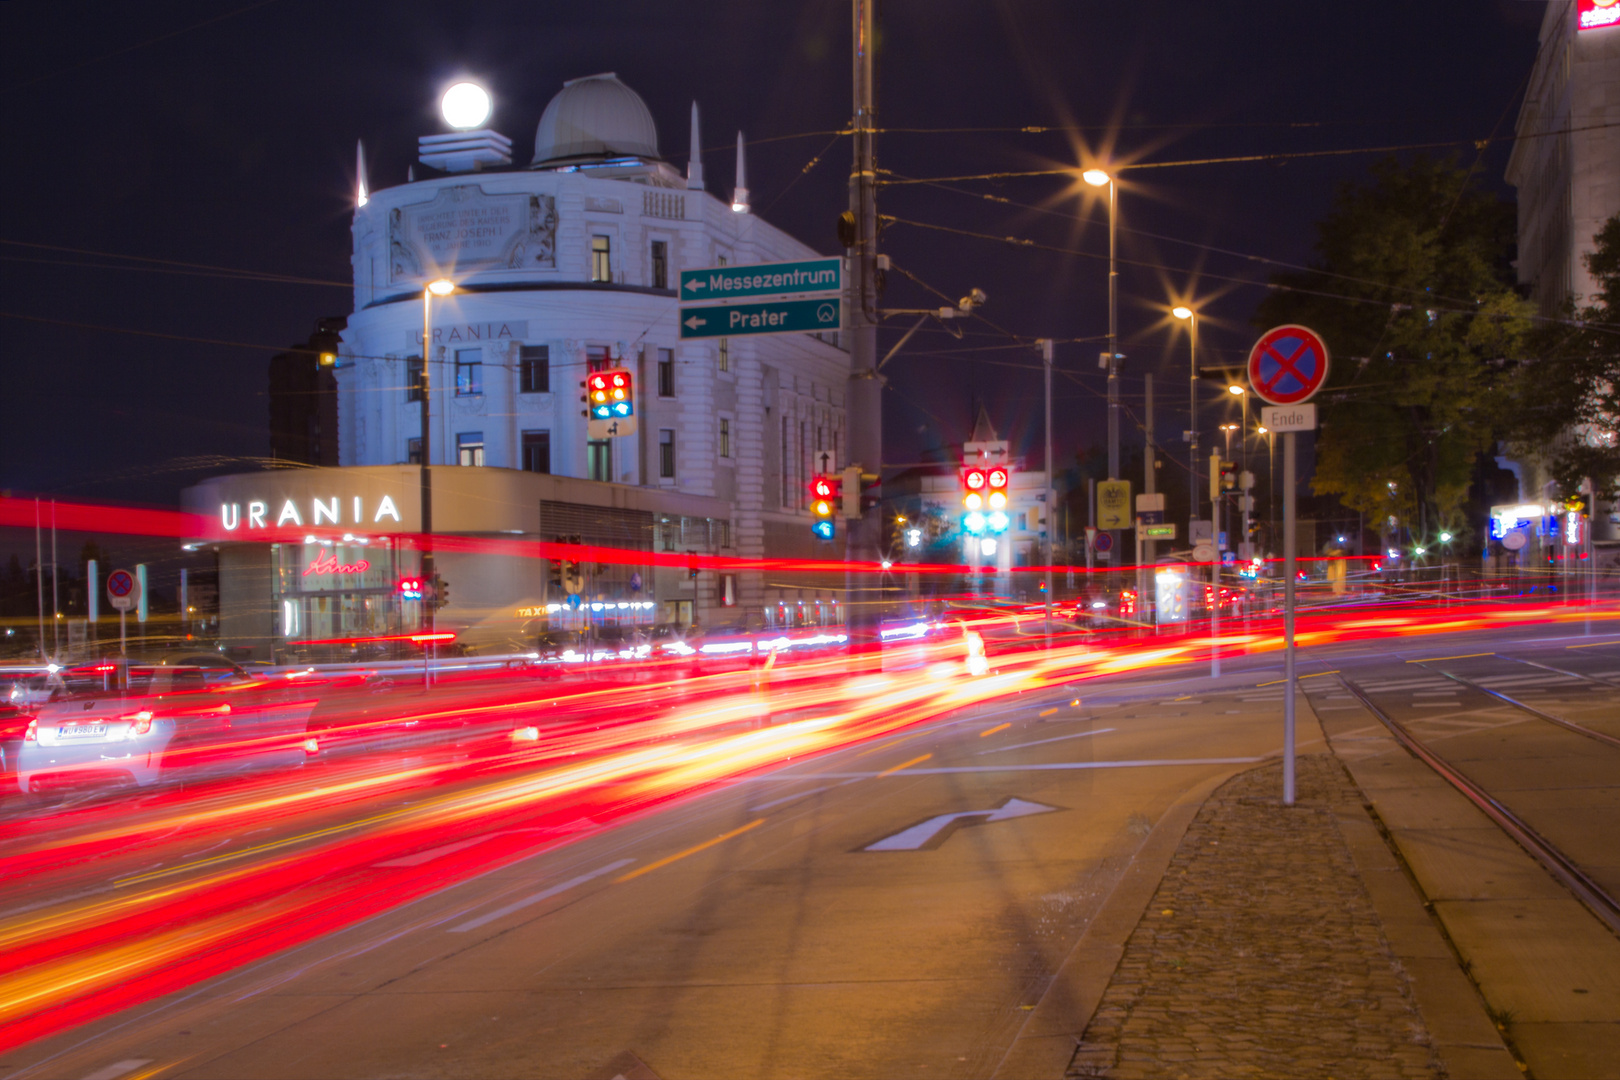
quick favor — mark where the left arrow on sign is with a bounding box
[863,797,1061,852]
[684,279,706,293]
[684,314,706,330]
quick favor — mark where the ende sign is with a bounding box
[220,495,403,532]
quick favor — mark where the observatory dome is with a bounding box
[532,73,659,166]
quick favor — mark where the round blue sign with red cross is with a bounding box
[1247,324,1330,405]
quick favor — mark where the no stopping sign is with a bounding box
[1247,324,1329,405]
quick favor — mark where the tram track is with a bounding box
[1336,664,1620,938]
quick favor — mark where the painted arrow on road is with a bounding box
[863,797,1061,851]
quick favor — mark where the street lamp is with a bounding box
[1173,305,1199,531]
[420,278,455,678]
[1084,168,1120,498]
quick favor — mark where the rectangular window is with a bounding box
[659,429,675,479]
[586,345,612,374]
[591,235,611,282]
[657,348,675,397]
[455,348,482,396]
[406,357,424,403]
[519,345,549,393]
[650,240,668,290]
[457,432,485,467]
[407,437,422,465]
[718,337,730,373]
[714,520,731,549]
[587,439,612,482]
[719,417,731,459]
[521,430,551,474]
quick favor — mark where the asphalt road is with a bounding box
[5,621,1616,1080]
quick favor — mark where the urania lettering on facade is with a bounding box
[220,495,402,532]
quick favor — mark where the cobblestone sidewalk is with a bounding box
[1065,756,1443,1080]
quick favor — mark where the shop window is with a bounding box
[407,437,422,465]
[650,240,668,290]
[522,430,551,474]
[718,337,730,373]
[591,235,611,282]
[719,417,731,458]
[657,348,675,397]
[659,429,675,479]
[406,357,424,402]
[588,439,612,482]
[457,432,485,467]
[519,345,549,393]
[455,348,482,396]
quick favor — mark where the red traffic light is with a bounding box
[810,476,835,500]
[963,468,987,490]
[397,577,425,599]
[987,468,1009,489]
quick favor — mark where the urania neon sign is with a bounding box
[303,551,372,576]
[221,495,402,532]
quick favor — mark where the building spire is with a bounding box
[356,139,369,208]
[732,131,750,213]
[686,101,705,191]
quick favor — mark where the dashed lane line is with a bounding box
[614,819,765,884]
[979,728,1116,755]
[449,859,634,933]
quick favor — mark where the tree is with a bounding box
[1253,155,1533,547]
[1509,214,1620,498]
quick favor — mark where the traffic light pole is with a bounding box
[846,0,882,651]
[420,289,436,688]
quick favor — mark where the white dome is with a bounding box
[532,73,659,166]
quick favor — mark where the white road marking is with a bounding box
[864,798,1060,851]
[80,1062,153,1080]
[449,859,634,933]
[979,727,1115,755]
[749,784,840,811]
[375,835,504,867]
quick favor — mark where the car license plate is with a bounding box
[58,723,108,738]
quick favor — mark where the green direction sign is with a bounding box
[1141,523,1177,539]
[680,298,842,340]
[679,258,841,303]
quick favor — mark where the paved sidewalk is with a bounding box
[1065,756,1442,1079]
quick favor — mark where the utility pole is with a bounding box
[846,0,882,649]
[1041,338,1054,646]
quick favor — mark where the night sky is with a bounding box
[1,1,1542,510]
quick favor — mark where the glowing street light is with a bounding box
[1082,167,1121,508]
[1227,384,1245,396]
[441,82,492,130]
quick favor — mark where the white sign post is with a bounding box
[1248,326,1330,807]
[106,568,136,658]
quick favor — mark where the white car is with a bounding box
[16,658,316,797]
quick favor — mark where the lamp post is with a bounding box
[1172,306,1198,538]
[421,277,455,683]
[1084,168,1120,565]
[1228,384,1248,559]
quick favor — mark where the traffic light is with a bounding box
[587,369,634,421]
[398,576,425,600]
[1209,455,1236,500]
[434,575,450,607]
[986,466,1011,533]
[840,465,863,519]
[811,475,837,540]
[961,467,988,534]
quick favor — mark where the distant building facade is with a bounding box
[267,316,345,467]
[1506,2,1620,315]
[1503,5,1619,541]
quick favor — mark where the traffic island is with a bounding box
[1062,756,1503,1080]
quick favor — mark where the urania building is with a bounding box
[185,74,851,660]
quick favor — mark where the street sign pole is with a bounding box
[1248,325,1330,809]
[1283,430,1298,805]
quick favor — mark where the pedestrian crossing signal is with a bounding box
[587,369,634,420]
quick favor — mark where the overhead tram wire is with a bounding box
[875,120,1620,187]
